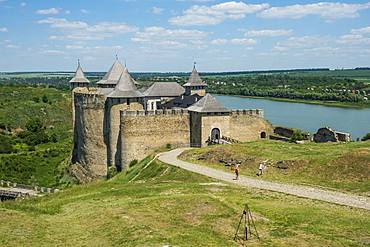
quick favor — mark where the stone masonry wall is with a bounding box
[201,114,230,147]
[72,91,107,177]
[120,109,190,168]
[229,110,273,142]
[107,100,143,168]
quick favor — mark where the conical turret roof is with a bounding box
[97,58,125,85]
[108,67,143,98]
[188,93,230,113]
[69,61,90,83]
[183,64,207,87]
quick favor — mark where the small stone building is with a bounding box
[313,127,351,143]
[71,59,273,178]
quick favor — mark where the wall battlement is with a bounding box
[74,92,105,109]
[231,109,264,117]
[121,109,189,117]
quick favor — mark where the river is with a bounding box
[215,95,370,140]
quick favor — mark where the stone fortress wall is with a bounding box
[229,110,273,141]
[119,109,190,166]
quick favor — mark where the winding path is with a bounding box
[158,148,370,211]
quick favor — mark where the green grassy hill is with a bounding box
[1,156,369,246]
[180,141,370,195]
[0,84,72,187]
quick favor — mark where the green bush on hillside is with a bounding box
[290,130,306,142]
[0,135,14,154]
[362,133,370,141]
[26,118,43,133]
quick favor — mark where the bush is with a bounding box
[42,95,49,103]
[24,130,49,146]
[362,133,370,141]
[28,145,36,151]
[32,97,40,103]
[49,132,58,143]
[290,130,306,142]
[166,143,172,149]
[26,118,43,133]
[0,135,14,154]
[129,159,138,167]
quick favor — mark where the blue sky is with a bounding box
[0,0,369,72]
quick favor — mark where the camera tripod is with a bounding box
[234,203,260,242]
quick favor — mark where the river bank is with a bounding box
[215,95,370,140]
[214,94,370,109]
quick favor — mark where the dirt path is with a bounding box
[158,148,370,211]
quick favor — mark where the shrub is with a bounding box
[362,133,370,141]
[42,95,49,103]
[49,132,58,143]
[290,130,306,142]
[28,145,36,151]
[0,135,14,154]
[26,118,43,133]
[32,97,40,103]
[166,143,172,149]
[129,159,138,167]
[24,131,49,146]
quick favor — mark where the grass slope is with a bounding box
[1,156,369,246]
[180,141,370,195]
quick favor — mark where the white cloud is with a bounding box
[132,26,208,49]
[274,35,330,51]
[65,45,84,49]
[6,44,19,49]
[337,34,370,45]
[36,8,60,15]
[65,10,71,15]
[211,38,228,45]
[20,2,26,7]
[80,9,89,14]
[351,26,370,35]
[245,29,293,37]
[41,49,65,55]
[169,1,269,26]
[151,6,163,14]
[260,2,370,20]
[38,18,137,41]
[0,27,8,32]
[230,38,256,45]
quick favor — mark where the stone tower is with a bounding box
[105,67,144,170]
[69,60,90,89]
[183,63,207,96]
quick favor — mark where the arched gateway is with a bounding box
[211,128,221,142]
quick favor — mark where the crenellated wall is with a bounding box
[119,109,190,168]
[72,91,107,178]
[229,109,273,141]
[105,99,143,169]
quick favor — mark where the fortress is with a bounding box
[70,59,273,178]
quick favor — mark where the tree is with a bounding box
[362,133,370,141]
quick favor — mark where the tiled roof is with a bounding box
[108,68,143,98]
[187,93,230,113]
[97,59,125,85]
[69,61,90,83]
[144,82,185,97]
[183,65,207,87]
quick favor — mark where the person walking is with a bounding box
[257,161,266,176]
[234,163,240,180]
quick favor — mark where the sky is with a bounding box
[0,0,369,72]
